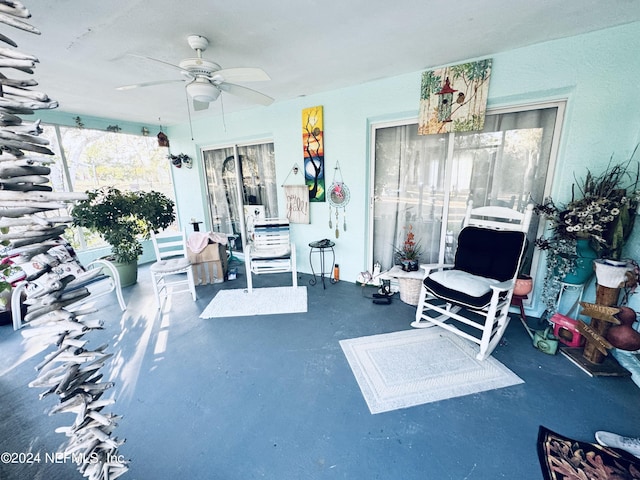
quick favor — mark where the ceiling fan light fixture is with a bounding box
[186,81,220,103]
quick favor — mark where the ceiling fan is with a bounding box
[117,35,274,111]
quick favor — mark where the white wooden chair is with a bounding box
[244,218,297,293]
[412,201,534,360]
[150,229,197,309]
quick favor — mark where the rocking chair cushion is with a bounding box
[150,257,191,274]
[424,270,500,309]
[429,270,499,297]
[249,245,291,259]
[423,227,527,310]
[455,227,526,281]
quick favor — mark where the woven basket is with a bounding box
[398,277,422,305]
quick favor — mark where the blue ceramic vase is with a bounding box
[562,238,597,284]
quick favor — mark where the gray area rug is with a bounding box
[200,286,307,318]
[340,328,523,414]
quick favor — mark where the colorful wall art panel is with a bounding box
[302,105,325,202]
[418,59,492,135]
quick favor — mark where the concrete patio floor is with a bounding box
[1,264,639,479]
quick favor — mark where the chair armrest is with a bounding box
[290,242,296,263]
[11,281,27,330]
[489,279,515,292]
[420,263,454,277]
[85,258,126,311]
[87,258,119,279]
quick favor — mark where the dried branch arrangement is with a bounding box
[0,2,128,479]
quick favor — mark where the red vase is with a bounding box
[615,306,637,326]
[607,324,640,351]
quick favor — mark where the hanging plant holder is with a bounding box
[168,153,192,169]
[328,161,350,238]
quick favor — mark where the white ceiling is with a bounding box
[7,0,640,126]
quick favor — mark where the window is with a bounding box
[40,125,175,251]
[369,102,565,279]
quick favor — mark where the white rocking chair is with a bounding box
[244,218,297,293]
[412,201,533,360]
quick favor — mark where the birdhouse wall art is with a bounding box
[436,77,456,122]
[418,59,492,135]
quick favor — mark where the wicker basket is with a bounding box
[398,277,422,305]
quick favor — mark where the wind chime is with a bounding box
[328,161,350,238]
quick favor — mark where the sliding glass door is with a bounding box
[372,127,448,267]
[202,142,277,252]
[370,102,564,274]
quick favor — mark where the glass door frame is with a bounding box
[367,100,566,286]
[200,138,275,253]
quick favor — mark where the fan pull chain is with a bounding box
[184,91,195,141]
[220,92,227,132]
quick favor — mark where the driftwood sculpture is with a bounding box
[0,2,128,479]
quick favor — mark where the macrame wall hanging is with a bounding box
[281,163,309,224]
[328,161,350,238]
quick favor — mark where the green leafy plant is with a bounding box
[72,187,175,263]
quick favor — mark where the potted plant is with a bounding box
[514,274,534,297]
[72,187,176,286]
[394,224,422,272]
[534,151,640,313]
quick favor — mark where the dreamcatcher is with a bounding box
[328,161,350,238]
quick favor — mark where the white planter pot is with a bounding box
[594,259,630,288]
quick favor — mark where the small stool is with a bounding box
[511,294,536,339]
[511,294,528,324]
[550,313,585,348]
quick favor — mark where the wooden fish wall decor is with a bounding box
[0,2,129,479]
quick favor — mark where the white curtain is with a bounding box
[372,107,558,273]
[372,125,447,269]
[202,142,277,252]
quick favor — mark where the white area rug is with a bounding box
[340,328,523,414]
[200,286,307,318]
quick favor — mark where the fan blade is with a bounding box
[127,53,185,73]
[116,79,183,91]
[218,82,274,106]
[214,67,270,83]
[193,99,209,111]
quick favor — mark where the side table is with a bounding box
[309,240,336,289]
[385,265,425,305]
[556,281,587,317]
